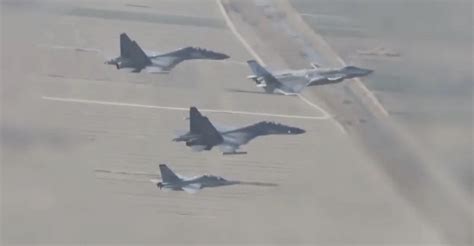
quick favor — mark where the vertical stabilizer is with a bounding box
[188,107,223,144]
[159,164,181,183]
[120,33,133,58]
[246,60,282,93]
[247,60,271,77]
[119,33,151,72]
[189,107,204,133]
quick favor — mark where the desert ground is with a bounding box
[2,0,472,245]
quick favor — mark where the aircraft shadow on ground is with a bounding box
[236,181,279,187]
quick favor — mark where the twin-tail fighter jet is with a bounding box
[173,107,305,155]
[150,164,239,193]
[105,33,230,73]
[246,60,373,95]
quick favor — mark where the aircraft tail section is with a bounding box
[247,60,271,77]
[189,107,204,133]
[120,33,133,58]
[189,107,223,144]
[159,164,181,183]
[119,33,151,71]
[246,60,281,92]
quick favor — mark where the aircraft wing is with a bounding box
[182,183,201,193]
[222,130,256,146]
[212,123,238,133]
[149,56,182,72]
[278,76,309,93]
[306,75,327,86]
[259,71,280,85]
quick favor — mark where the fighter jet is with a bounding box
[246,60,373,95]
[173,107,305,154]
[150,164,239,193]
[105,33,230,73]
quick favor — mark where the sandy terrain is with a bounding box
[1,0,470,244]
[291,0,473,201]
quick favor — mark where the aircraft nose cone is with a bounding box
[361,68,373,76]
[206,50,229,60]
[289,127,306,134]
[352,67,373,76]
[344,66,373,77]
[215,53,230,60]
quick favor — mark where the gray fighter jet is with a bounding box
[173,107,305,154]
[105,33,230,73]
[150,164,239,193]
[246,60,373,95]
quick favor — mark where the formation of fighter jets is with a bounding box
[104,33,373,193]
